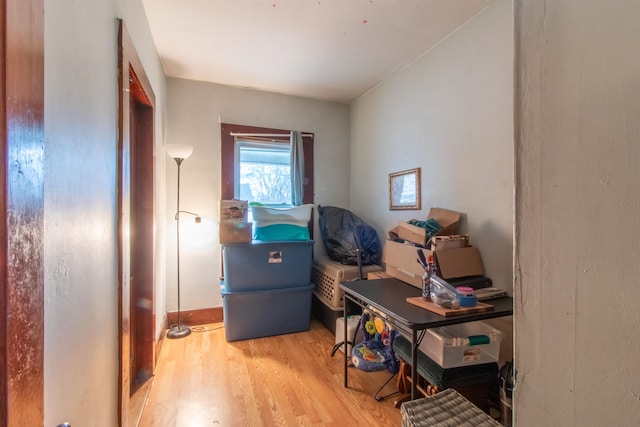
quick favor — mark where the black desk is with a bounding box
[340,278,513,400]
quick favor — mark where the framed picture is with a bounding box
[389,167,421,210]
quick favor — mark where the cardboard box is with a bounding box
[432,234,469,251]
[219,199,248,221]
[389,207,461,247]
[383,240,431,288]
[383,239,485,288]
[219,220,252,243]
[367,271,393,280]
[435,246,484,279]
[394,221,431,247]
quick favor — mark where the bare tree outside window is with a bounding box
[240,163,291,205]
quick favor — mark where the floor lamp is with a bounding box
[166,144,201,339]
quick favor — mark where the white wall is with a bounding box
[350,0,514,362]
[165,79,350,310]
[351,0,513,292]
[514,1,640,426]
[43,0,166,424]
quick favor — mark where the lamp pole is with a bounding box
[165,144,197,339]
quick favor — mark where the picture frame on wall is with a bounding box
[389,167,421,210]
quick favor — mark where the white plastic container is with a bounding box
[418,321,502,368]
[250,204,314,227]
[250,204,314,241]
[335,315,361,354]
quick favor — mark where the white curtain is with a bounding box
[290,131,304,206]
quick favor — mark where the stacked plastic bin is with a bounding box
[393,321,503,413]
[220,240,314,341]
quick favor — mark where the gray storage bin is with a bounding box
[221,240,313,291]
[222,283,313,341]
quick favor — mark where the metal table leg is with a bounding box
[411,329,418,400]
[343,300,348,388]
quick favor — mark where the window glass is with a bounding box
[234,140,292,206]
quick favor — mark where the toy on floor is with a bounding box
[351,310,399,374]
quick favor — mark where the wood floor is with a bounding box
[138,320,403,426]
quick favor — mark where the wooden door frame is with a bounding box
[129,72,156,393]
[117,20,157,425]
[1,0,45,425]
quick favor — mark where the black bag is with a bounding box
[318,205,382,265]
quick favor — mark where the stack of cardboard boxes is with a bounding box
[374,208,501,413]
[379,207,488,288]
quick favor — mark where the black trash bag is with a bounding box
[318,205,382,265]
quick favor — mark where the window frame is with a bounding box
[220,123,315,234]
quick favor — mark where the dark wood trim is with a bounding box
[1,0,45,425]
[130,88,156,393]
[167,307,224,327]
[155,315,169,365]
[1,1,7,419]
[118,20,157,426]
[117,22,133,426]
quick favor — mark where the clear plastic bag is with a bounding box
[429,275,460,309]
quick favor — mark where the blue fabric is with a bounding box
[351,312,399,374]
[351,340,391,372]
[318,205,382,265]
[290,131,304,206]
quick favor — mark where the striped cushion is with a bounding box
[401,388,502,427]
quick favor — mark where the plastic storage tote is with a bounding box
[418,321,503,368]
[250,204,313,227]
[221,240,313,291]
[250,204,313,241]
[221,283,313,342]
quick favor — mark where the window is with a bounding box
[221,122,314,207]
[235,140,292,206]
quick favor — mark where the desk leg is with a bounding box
[343,301,348,388]
[411,329,418,400]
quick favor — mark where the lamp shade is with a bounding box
[166,144,194,160]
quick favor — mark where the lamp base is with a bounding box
[166,324,191,339]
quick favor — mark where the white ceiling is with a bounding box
[142,0,495,104]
